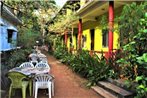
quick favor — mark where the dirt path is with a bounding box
[47,54,103,98]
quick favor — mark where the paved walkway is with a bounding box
[8,53,103,98]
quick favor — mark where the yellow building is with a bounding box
[51,0,133,58]
[64,0,135,58]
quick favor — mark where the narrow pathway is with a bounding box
[46,54,103,98]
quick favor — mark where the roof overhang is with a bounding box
[72,0,133,26]
[1,2,22,26]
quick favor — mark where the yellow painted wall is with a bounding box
[83,29,91,50]
[73,35,77,49]
[113,24,119,50]
[78,5,123,52]
[67,37,70,52]
[95,27,105,51]
[67,37,70,48]
[82,20,119,52]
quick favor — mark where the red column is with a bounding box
[108,1,114,58]
[78,19,82,50]
[64,31,68,46]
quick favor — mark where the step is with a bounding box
[107,78,127,88]
[107,78,136,94]
[98,81,133,97]
[92,86,118,98]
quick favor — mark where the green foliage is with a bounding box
[54,45,68,60]
[117,3,147,97]
[44,33,55,45]
[48,13,78,33]
[5,0,57,28]
[17,27,41,48]
[70,51,117,86]
[6,48,32,68]
[53,42,117,86]
[5,0,58,43]
[124,75,147,98]
[108,49,124,76]
[100,15,108,29]
[44,33,56,53]
[117,11,147,77]
[53,36,69,61]
[117,2,146,46]
[137,53,147,69]
[48,1,79,33]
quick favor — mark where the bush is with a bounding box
[1,48,32,95]
[117,8,147,98]
[54,47,117,86]
[69,50,117,86]
[54,45,68,59]
[6,48,32,68]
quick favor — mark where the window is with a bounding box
[102,29,108,47]
[7,30,13,43]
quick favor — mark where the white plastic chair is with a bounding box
[19,62,34,68]
[30,60,38,66]
[19,62,34,96]
[29,53,38,60]
[35,62,50,69]
[34,74,54,98]
[39,58,48,64]
[29,54,39,66]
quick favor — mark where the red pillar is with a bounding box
[64,31,68,46]
[78,19,82,50]
[108,1,114,57]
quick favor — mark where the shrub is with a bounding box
[4,48,31,68]
[54,45,68,59]
[117,8,147,98]
[54,47,118,86]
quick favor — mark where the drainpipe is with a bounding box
[78,19,82,50]
[108,1,114,58]
[64,31,68,47]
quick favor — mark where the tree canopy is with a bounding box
[3,0,59,47]
[4,0,58,30]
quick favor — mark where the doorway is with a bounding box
[90,29,94,50]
